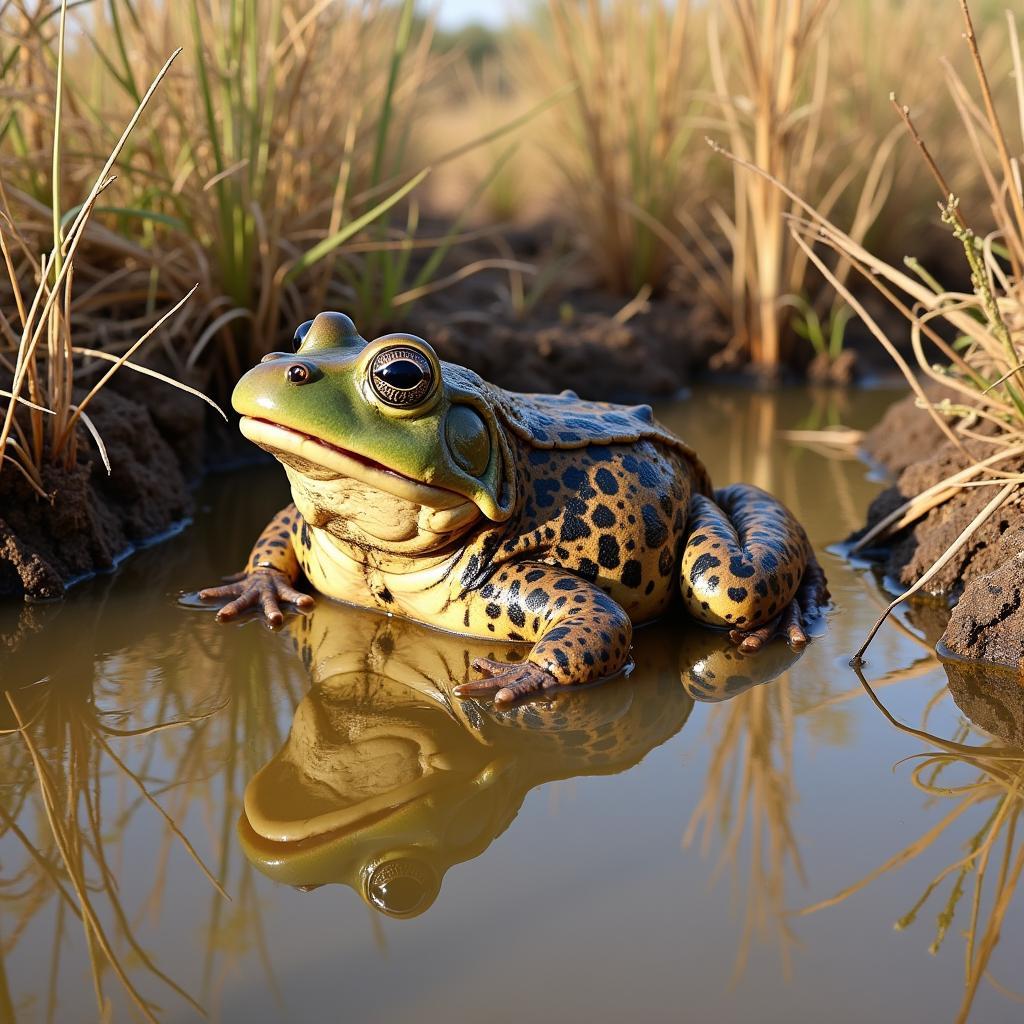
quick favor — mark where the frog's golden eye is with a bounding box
[368,346,435,408]
[292,319,314,352]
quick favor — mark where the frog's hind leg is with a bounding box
[680,484,829,653]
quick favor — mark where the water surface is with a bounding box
[1,386,1021,1023]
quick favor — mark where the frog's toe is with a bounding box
[729,598,809,654]
[454,658,558,704]
[729,615,782,654]
[199,569,313,626]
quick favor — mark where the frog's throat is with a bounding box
[240,416,472,515]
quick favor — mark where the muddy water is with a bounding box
[1,386,1021,1024]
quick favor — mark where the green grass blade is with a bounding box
[284,169,429,285]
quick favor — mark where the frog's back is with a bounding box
[482,388,710,623]
[492,387,712,495]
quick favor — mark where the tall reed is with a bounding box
[2,0,443,377]
[726,3,1024,654]
[520,0,702,295]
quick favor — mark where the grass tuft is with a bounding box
[0,10,214,493]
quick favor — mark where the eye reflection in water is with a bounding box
[237,600,803,919]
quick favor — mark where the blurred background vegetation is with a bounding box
[0,0,1022,545]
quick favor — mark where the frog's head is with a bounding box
[232,312,515,553]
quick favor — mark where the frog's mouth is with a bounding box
[240,417,478,533]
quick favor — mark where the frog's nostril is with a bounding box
[260,352,287,363]
[286,364,311,385]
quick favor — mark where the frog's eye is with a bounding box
[292,319,314,352]
[368,346,435,408]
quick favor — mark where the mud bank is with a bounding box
[858,390,1024,664]
[0,387,193,600]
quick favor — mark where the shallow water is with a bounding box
[1,385,1022,1023]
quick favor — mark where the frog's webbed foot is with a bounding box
[728,556,830,655]
[453,658,558,705]
[198,568,314,627]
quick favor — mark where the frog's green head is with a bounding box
[233,312,515,551]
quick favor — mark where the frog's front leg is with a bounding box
[452,563,632,704]
[681,484,829,653]
[199,504,314,625]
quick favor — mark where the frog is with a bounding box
[199,311,828,703]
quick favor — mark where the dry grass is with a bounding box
[699,0,913,369]
[518,0,704,295]
[712,1,1024,652]
[1,0,448,375]
[1,0,1018,385]
[420,55,550,226]
[0,3,220,495]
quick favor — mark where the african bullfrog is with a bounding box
[238,602,801,916]
[199,312,828,702]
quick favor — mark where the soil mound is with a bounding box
[423,298,724,400]
[0,387,191,600]
[861,389,953,476]
[855,388,1024,670]
[859,434,1024,597]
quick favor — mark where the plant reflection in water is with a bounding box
[804,652,1024,1024]
[8,507,1024,1022]
[0,577,303,1021]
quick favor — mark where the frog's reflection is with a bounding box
[238,602,801,917]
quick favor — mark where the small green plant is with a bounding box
[783,295,854,364]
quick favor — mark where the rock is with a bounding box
[941,552,1024,667]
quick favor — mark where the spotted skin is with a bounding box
[199,312,828,702]
[681,484,814,629]
[245,505,302,577]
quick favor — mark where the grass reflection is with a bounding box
[805,660,1024,1023]
[685,672,805,979]
[0,588,303,1021]
[0,682,219,1021]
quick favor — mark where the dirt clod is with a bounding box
[941,553,1024,668]
[0,387,191,600]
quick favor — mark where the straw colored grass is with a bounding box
[0,2,220,494]
[713,2,1024,653]
[518,0,704,295]
[1,0,447,374]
